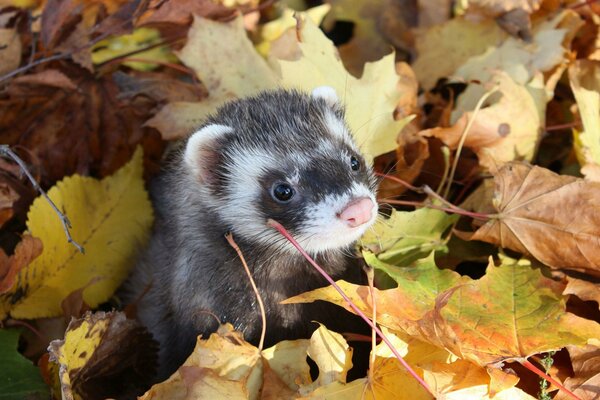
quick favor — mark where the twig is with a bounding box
[0,145,84,253]
[0,53,69,84]
[267,219,433,396]
[225,232,267,351]
[442,87,499,199]
[382,199,489,220]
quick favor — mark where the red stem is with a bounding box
[522,359,580,400]
[267,219,433,396]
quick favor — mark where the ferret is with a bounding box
[124,87,379,380]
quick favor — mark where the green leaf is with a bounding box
[361,208,458,266]
[0,329,49,400]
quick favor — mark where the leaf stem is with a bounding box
[225,233,267,351]
[0,145,84,253]
[522,359,580,400]
[267,219,433,396]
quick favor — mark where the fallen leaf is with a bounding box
[302,329,435,400]
[136,0,235,26]
[0,148,153,319]
[425,256,600,366]
[0,328,49,399]
[48,311,157,400]
[0,235,42,293]
[91,27,178,71]
[453,10,581,95]
[412,17,506,90]
[465,162,600,274]
[141,324,263,400]
[564,276,600,311]
[570,60,600,181]
[421,71,545,170]
[324,0,408,76]
[555,345,600,400]
[284,254,467,338]
[0,28,21,76]
[147,15,278,140]
[361,208,458,265]
[272,16,412,161]
[256,4,330,57]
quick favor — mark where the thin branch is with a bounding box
[267,219,433,396]
[0,53,69,84]
[383,199,489,220]
[522,359,580,400]
[0,145,84,253]
[225,232,267,351]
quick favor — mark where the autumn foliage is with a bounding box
[1,0,600,399]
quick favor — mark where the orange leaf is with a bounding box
[0,235,42,293]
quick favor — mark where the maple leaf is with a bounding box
[464,162,600,274]
[272,16,412,161]
[423,256,600,367]
[284,254,468,338]
[47,311,157,399]
[0,148,153,319]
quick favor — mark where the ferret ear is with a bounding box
[184,124,232,183]
[311,86,339,107]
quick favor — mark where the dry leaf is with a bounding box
[0,148,153,319]
[465,162,600,274]
[564,277,600,311]
[421,71,545,170]
[0,28,21,76]
[0,235,42,293]
[48,311,157,400]
[555,345,600,400]
[570,60,600,181]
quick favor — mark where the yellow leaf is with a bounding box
[141,324,263,400]
[256,4,331,57]
[0,148,153,319]
[570,60,600,181]
[146,15,279,140]
[412,18,507,90]
[271,16,411,160]
[48,311,157,400]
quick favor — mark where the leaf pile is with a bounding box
[1,0,600,399]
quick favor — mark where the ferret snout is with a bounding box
[338,197,375,228]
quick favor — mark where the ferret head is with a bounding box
[183,88,378,255]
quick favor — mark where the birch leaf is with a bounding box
[0,148,153,319]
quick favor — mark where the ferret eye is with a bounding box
[272,183,295,203]
[350,156,360,171]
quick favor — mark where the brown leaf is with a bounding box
[0,28,21,76]
[11,69,78,91]
[1,65,165,187]
[48,311,158,400]
[555,345,600,400]
[137,0,235,27]
[0,235,42,293]
[564,277,600,310]
[466,163,600,275]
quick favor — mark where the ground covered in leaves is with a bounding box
[1,0,600,399]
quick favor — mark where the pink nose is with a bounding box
[338,197,375,228]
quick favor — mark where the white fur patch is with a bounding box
[185,124,233,180]
[218,147,281,246]
[311,86,338,107]
[297,182,378,254]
